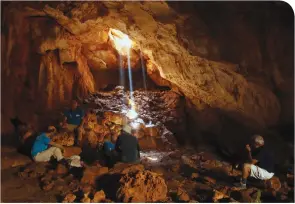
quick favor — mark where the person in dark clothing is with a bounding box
[62,100,85,132]
[115,124,140,163]
[236,135,275,189]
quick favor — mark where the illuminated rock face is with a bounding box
[1,2,293,139]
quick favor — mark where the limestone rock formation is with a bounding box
[116,170,168,202]
[1,1,293,152]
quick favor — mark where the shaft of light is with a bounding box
[140,50,147,91]
[119,54,125,87]
[127,49,134,103]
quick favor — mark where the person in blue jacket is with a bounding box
[31,126,66,163]
[62,100,85,132]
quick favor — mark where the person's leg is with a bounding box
[242,163,252,180]
[67,124,78,132]
[234,163,251,188]
[48,147,64,161]
[34,148,56,162]
[77,127,84,146]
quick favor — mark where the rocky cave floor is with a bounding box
[1,87,294,203]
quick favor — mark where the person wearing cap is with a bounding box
[31,126,66,163]
[236,135,275,189]
[115,124,140,163]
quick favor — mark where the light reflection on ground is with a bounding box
[140,151,176,166]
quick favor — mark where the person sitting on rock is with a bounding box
[236,135,275,189]
[62,100,85,132]
[115,124,140,163]
[31,126,66,163]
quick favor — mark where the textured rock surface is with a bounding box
[91,190,106,203]
[1,1,292,137]
[116,170,168,202]
[51,132,75,147]
[81,166,108,185]
[63,146,82,158]
[62,193,76,203]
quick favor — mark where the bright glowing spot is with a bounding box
[128,98,136,110]
[130,121,140,129]
[147,156,158,161]
[145,121,155,128]
[109,28,132,55]
[126,109,138,120]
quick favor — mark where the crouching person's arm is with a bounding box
[246,144,258,164]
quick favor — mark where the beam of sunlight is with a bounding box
[108,28,132,56]
[140,49,147,91]
[119,54,125,87]
[127,49,134,103]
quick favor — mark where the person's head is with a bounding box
[122,124,132,135]
[251,134,264,149]
[71,100,78,110]
[46,126,57,138]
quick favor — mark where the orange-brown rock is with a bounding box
[91,190,106,203]
[1,2,292,157]
[62,193,76,203]
[63,146,82,158]
[143,126,160,137]
[109,163,145,175]
[81,166,108,185]
[176,188,190,202]
[104,112,125,125]
[51,132,75,147]
[265,176,281,191]
[116,170,167,202]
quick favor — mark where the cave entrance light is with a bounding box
[109,28,136,115]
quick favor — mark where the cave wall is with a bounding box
[1,1,293,146]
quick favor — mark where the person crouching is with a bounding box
[31,126,66,163]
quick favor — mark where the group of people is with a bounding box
[19,100,141,169]
[16,100,276,190]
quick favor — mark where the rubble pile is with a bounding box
[82,86,183,150]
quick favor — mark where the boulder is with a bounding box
[116,170,168,202]
[264,176,281,191]
[176,188,190,202]
[62,193,76,203]
[81,194,91,203]
[81,166,109,185]
[91,190,106,203]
